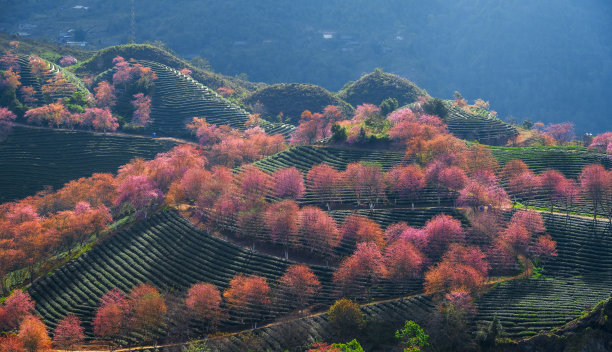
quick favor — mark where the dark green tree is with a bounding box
[379,97,398,116]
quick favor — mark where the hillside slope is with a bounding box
[74,44,263,95]
[0,126,179,202]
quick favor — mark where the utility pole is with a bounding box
[129,0,136,43]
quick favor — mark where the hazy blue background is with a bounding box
[1,0,611,132]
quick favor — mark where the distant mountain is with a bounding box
[2,0,610,132]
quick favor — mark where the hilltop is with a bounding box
[338,69,426,108]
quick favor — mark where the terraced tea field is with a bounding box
[29,210,426,340]
[93,60,251,137]
[491,145,611,179]
[444,104,518,146]
[475,213,612,338]
[16,56,90,105]
[0,126,179,201]
[253,145,406,173]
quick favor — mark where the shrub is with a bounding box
[328,299,364,339]
[423,98,448,119]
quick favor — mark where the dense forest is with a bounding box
[1,0,611,132]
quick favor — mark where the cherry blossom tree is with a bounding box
[545,122,574,144]
[179,167,212,202]
[0,335,24,352]
[580,164,608,221]
[399,226,429,251]
[236,199,268,251]
[53,314,85,350]
[424,252,487,295]
[556,178,580,224]
[423,214,464,258]
[272,167,305,199]
[383,222,410,245]
[0,107,17,140]
[589,132,612,151]
[344,162,385,208]
[131,93,152,126]
[384,239,425,283]
[128,283,167,342]
[306,163,343,210]
[114,175,163,218]
[80,107,118,132]
[340,213,385,249]
[24,103,70,128]
[0,290,34,331]
[19,86,38,106]
[265,200,300,259]
[240,165,272,201]
[333,242,387,299]
[298,206,341,261]
[185,282,225,332]
[94,81,116,108]
[352,104,381,123]
[59,56,77,67]
[437,166,468,202]
[385,165,425,208]
[539,169,566,213]
[501,159,529,180]
[532,234,558,259]
[0,107,16,124]
[279,264,321,312]
[498,210,546,257]
[92,288,128,346]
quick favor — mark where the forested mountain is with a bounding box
[1,0,611,132]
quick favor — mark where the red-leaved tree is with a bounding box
[18,315,51,352]
[265,200,300,259]
[340,213,385,249]
[333,242,387,299]
[223,274,270,328]
[279,264,322,312]
[185,282,225,332]
[128,283,167,342]
[306,163,343,210]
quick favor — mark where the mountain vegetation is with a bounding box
[1,32,612,352]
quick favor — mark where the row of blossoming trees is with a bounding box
[0,97,611,347]
[0,51,157,135]
[0,122,286,295]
